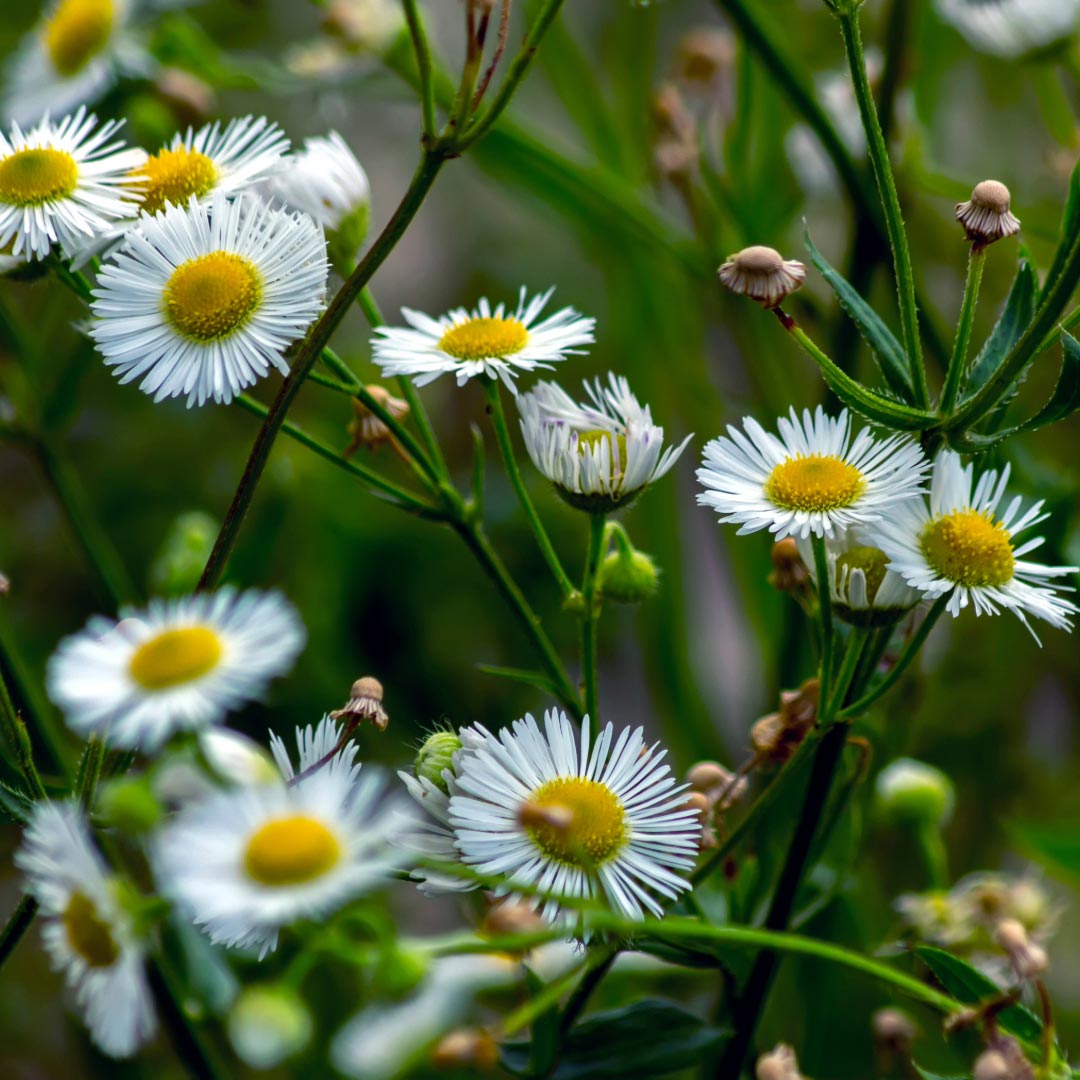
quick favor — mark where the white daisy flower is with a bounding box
[46,587,306,750]
[89,192,328,407]
[935,0,1080,60]
[152,744,401,958]
[15,800,155,1058]
[696,406,928,541]
[871,450,1077,635]
[797,530,922,628]
[372,287,596,392]
[265,131,370,269]
[0,107,143,261]
[2,0,147,128]
[518,374,692,513]
[449,709,700,931]
[269,714,350,781]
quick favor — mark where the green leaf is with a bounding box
[1041,158,1080,301]
[1018,331,1080,432]
[914,1067,968,1080]
[501,999,727,1078]
[476,665,561,698]
[1008,820,1080,887]
[962,259,1036,401]
[0,779,33,824]
[915,946,1042,1043]
[804,226,915,401]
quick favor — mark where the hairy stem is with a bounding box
[939,248,986,415]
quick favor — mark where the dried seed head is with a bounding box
[329,675,388,730]
[686,761,729,792]
[683,790,711,823]
[753,679,819,765]
[756,1043,803,1080]
[652,83,696,143]
[974,1051,1012,1080]
[973,1038,1034,1080]
[768,537,811,593]
[431,1028,500,1071]
[345,385,409,455]
[995,918,1049,979]
[719,246,807,308]
[480,900,547,939]
[872,1007,916,1054]
[676,28,735,86]
[956,180,1020,250]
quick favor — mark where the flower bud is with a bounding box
[598,547,660,604]
[719,247,806,309]
[872,1007,916,1055]
[97,776,163,834]
[995,918,1049,980]
[414,730,463,793]
[345,387,409,455]
[432,1028,500,1071]
[149,512,217,596]
[330,675,388,730]
[875,758,955,828]
[756,1044,803,1080]
[227,985,313,1070]
[956,180,1020,251]
[768,538,810,594]
[686,761,729,792]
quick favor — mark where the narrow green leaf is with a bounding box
[1041,159,1080,301]
[1008,820,1080,887]
[476,665,561,699]
[523,965,560,1078]
[915,946,1042,1043]
[0,780,33,824]
[1017,331,1080,432]
[804,226,915,400]
[914,1067,968,1080]
[962,259,1036,400]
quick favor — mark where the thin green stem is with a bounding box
[915,821,949,889]
[0,660,46,800]
[825,628,868,720]
[812,535,834,710]
[559,944,618,1034]
[483,379,577,600]
[0,895,39,972]
[306,368,358,396]
[839,595,948,718]
[197,147,449,590]
[401,0,438,138]
[939,248,986,415]
[837,7,927,406]
[580,512,605,735]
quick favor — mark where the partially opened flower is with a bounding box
[956,180,1020,249]
[0,107,143,261]
[16,801,156,1058]
[449,709,700,931]
[518,374,692,512]
[372,287,595,391]
[153,742,401,957]
[697,406,928,540]
[47,588,305,750]
[90,192,328,406]
[935,0,1080,60]
[871,450,1077,636]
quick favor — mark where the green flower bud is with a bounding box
[227,985,313,1070]
[97,776,163,834]
[598,548,659,604]
[149,512,218,597]
[327,202,371,277]
[414,731,462,794]
[875,758,955,828]
[375,944,430,999]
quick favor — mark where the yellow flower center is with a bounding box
[243,815,342,886]
[836,545,889,599]
[135,146,218,215]
[62,891,119,968]
[128,626,223,690]
[920,509,1015,588]
[577,429,627,461]
[765,454,865,513]
[0,148,78,207]
[44,0,114,78]
[526,777,627,868]
[438,317,529,361]
[163,252,263,341]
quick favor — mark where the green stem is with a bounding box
[401,0,438,138]
[837,6,927,407]
[580,512,605,735]
[0,895,39,971]
[197,147,449,590]
[559,944,618,1034]
[839,595,948,718]
[0,660,46,800]
[483,379,577,600]
[915,821,949,889]
[812,535,834,710]
[939,248,986,415]
[825,628,868,720]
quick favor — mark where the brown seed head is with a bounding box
[956,180,1020,249]
[329,675,389,730]
[718,246,807,308]
[346,385,409,455]
[768,538,810,593]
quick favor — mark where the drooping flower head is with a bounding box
[518,374,692,512]
[16,800,156,1058]
[871,450,1077,636]
[47,588,305,749]
[0,107,143,260]
[956,180,1020,250]
[718,245,806,308]
[90,192,328,406]
[697,406,928,540]
[448,709,700,931]
[372,287,595,391]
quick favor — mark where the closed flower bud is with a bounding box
[228,985,313,1070]
[345,385,409,455]
[432,1028,500,1071]
[756,1043,803,1080]
[768,538,810,594]
[719,246,806,308]
[97,776,163,834]
[872,1007,916,1055]
[875,758,955,828]
[683,790,711,823]
[599,546,660,604]
[149,511,218,597]
[752,680,819,765]
[330,675,388,730]
[414,730,464,793]
[686,761,729,792]
[481,900,548,939]
[996,918,1049,980]
[956,180,1020,251]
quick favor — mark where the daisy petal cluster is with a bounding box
[0,107,143,261]
[372,286,596,391]
[518,373,692,512]
[47,587,305,749]
[873,450,1077,635]
[90,192,329,406]
[16,800,156,1058]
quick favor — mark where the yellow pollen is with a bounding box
[0,148,78,206]
[44,0,114,77]
[62,891,119,968]
[243,815,342,886]
[135,146,218,214]
[766,454,865,513]
[128,626,223,690]
[163,252,262,341]
[577,429,628,463]
[526,777,627,868]
[438,317,528,361]
[837,545,889,598]
[920,509,1015,588]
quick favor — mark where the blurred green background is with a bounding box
[2,0,1080,1075]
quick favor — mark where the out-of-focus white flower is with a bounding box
[935,0,1080,60]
